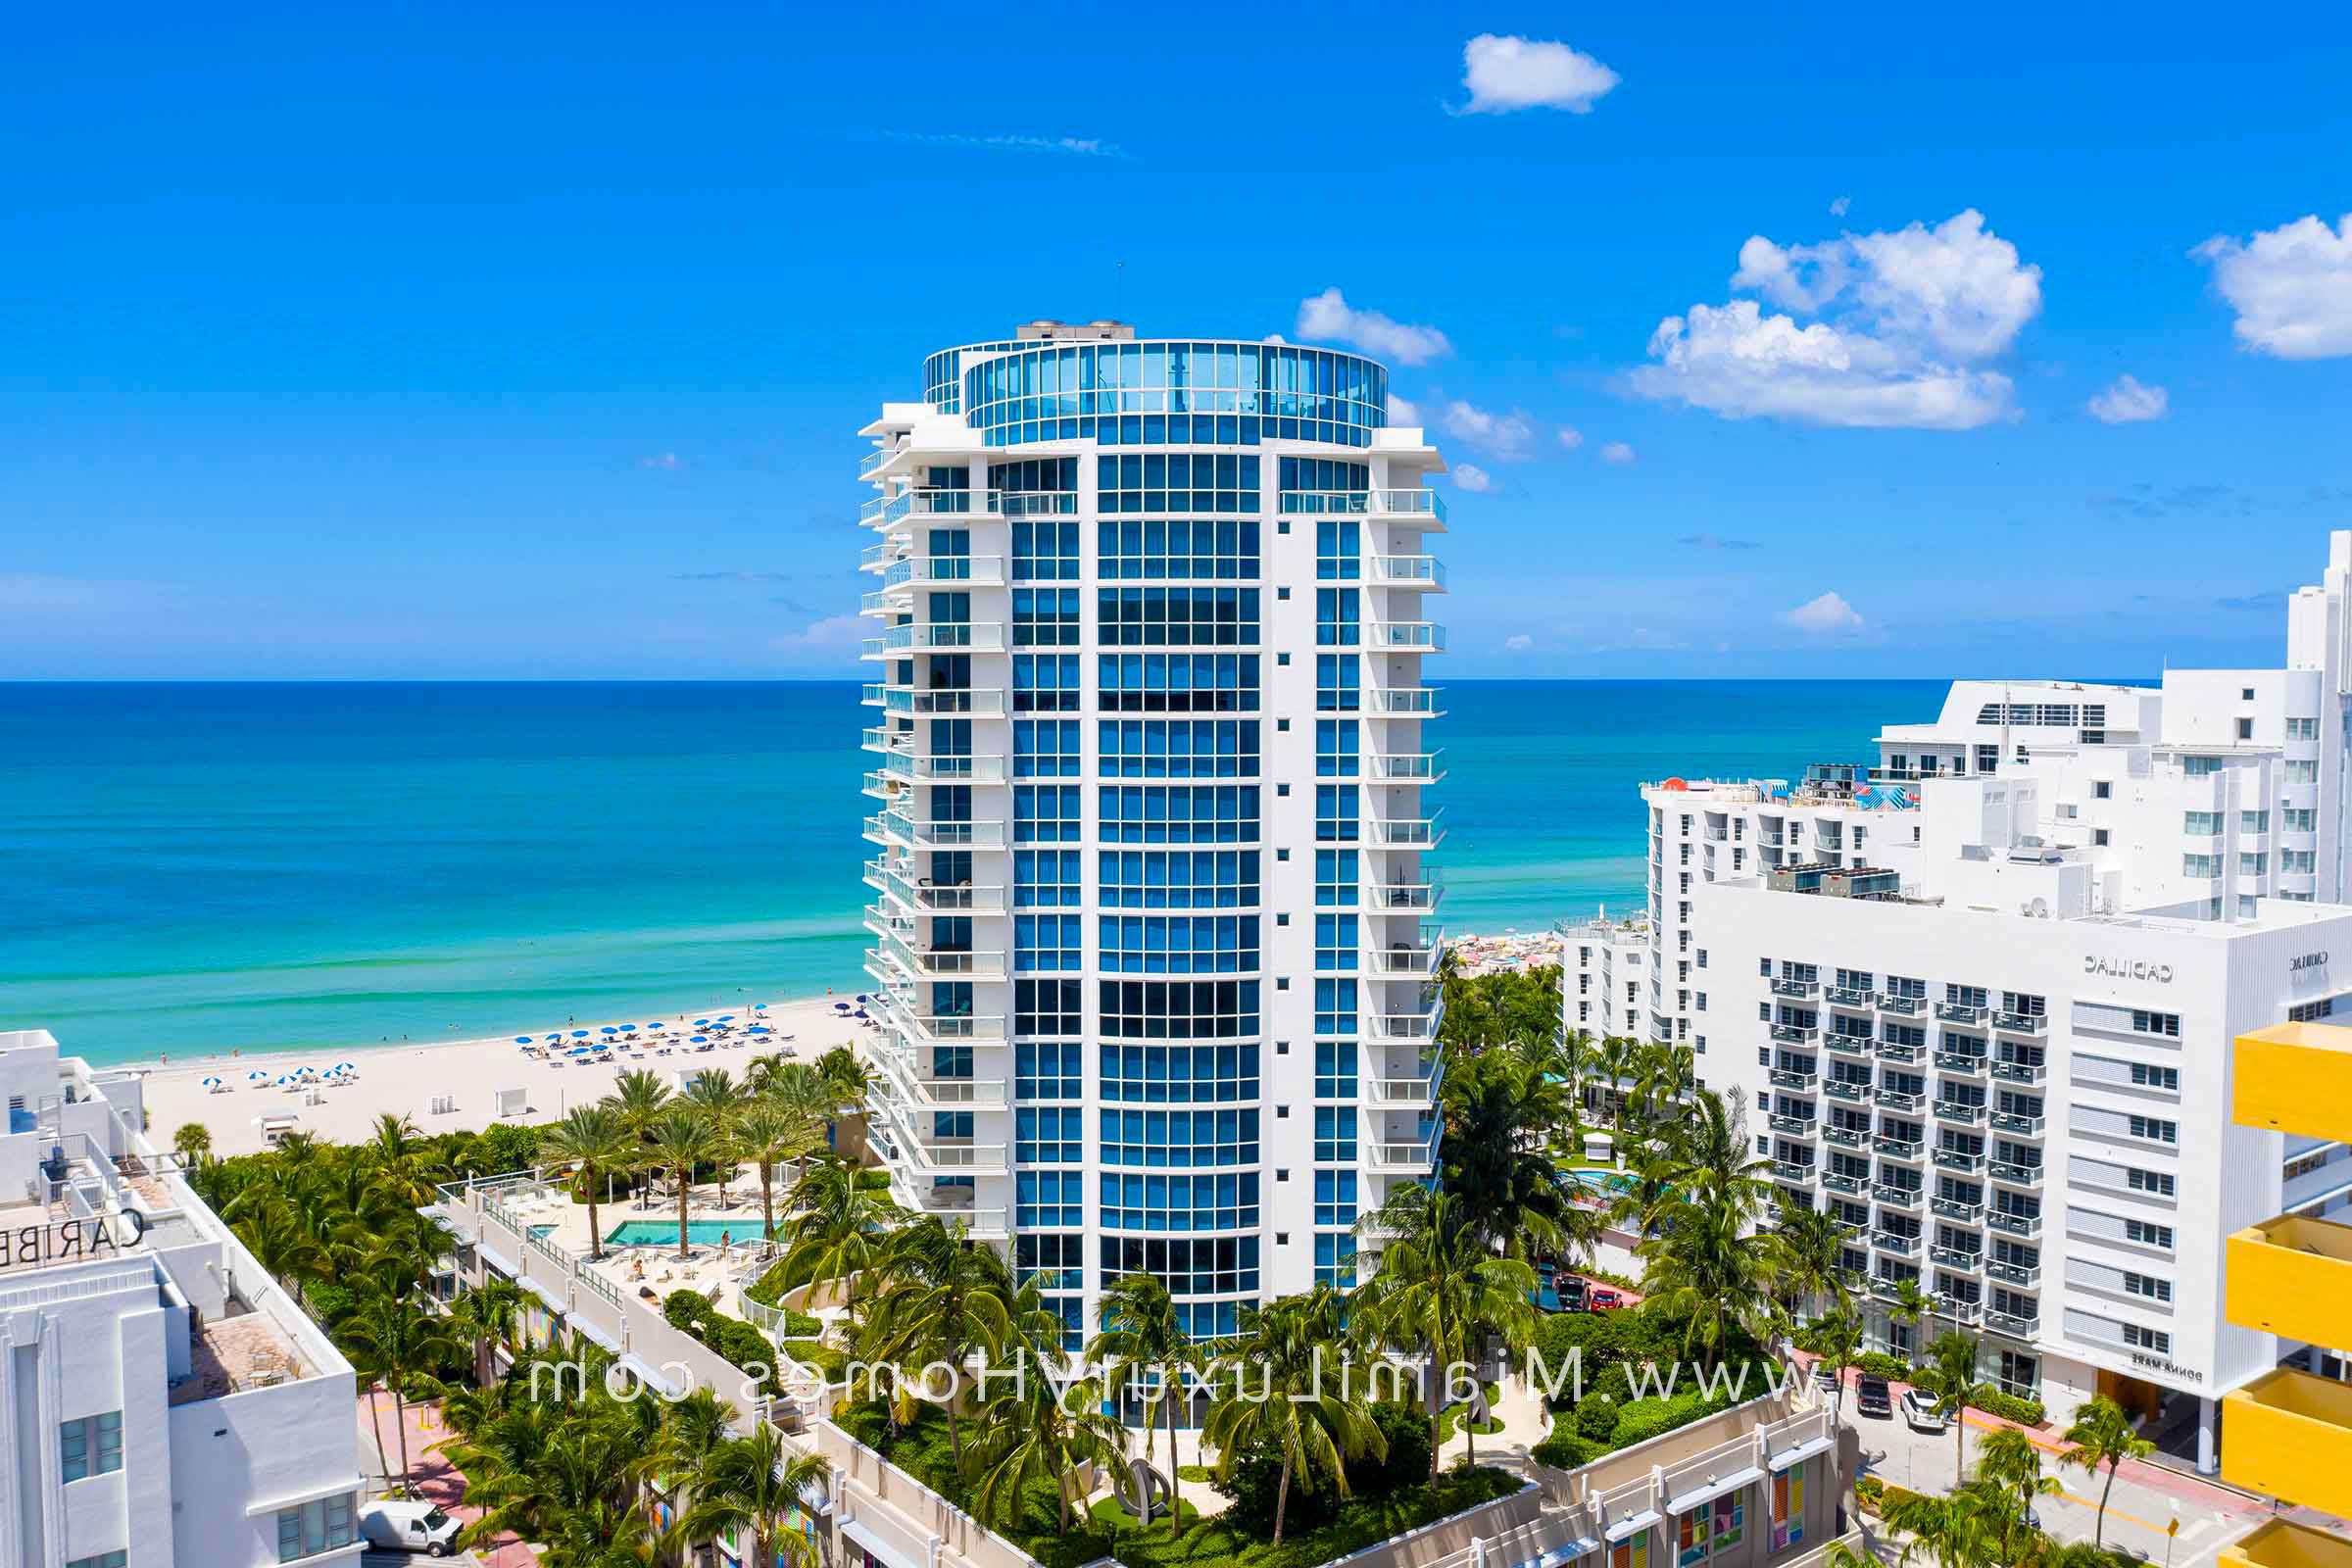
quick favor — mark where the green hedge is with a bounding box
[1531,1432,1594,1470]
[661,1289,783,1395]
[856,1167,894,1190]
[1852,1351,1913,1381]
[780,1340,849,1380]
[1969,1385,2046,1426]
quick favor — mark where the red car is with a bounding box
[1589,1288,1624,1309]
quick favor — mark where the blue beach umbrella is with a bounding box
[514,1037,535,1044]
[601,1026,618,1035]
[570,1046,592,1055]
[247,1070,270,1082]
[620,1024,638,1033]
[749,1025,770,1035]
[647,1021,665,1030]
[691,1035,709,1043]
[334,1061,354,1072]
[717,1014,735,1021]
[201,1075,222,1087]
[693,1018,710,1027]
[571,1030,589,1038]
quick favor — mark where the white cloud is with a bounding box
[1556,424,1585,450]
[639,452,683,469]
[2192,213,2352,360]
[1599,441,1637,466]
[1829,196,1851,218]
[1456,34,1620,115]
[1437,400,1536,458]
[1504,634,1533,652]
[882,130,1122,158]
[1782,591,1866,635]
[770,613,865,653]
[2086,373,2170,424]
[1296,289,1451,366]
[1388,393,1421,426]
[1451,464,1496,493]
[1633,210,2041,429]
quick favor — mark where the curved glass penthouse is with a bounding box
[858,319,1450,1345]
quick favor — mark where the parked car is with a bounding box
[1557,1275,1591,1311]
[1900,1389,1947,1432]
[1855,1373,1892,1417]
[1810,1361,1840,1396]
[1589,1287,1624,1309]
[360,1500,462,1557]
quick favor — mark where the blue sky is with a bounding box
[5,5,2350,680]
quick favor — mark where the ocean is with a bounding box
[0,680,1949,1063]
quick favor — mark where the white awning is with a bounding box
[475,1239,516,1275]
[1528,1538,1600,1568]
[841,1518,926,1568]
[570,1315,621,1353]
[618,1353,683,1396]
[1604,1510,1661,1544]
[521,1277,565,1313]
[1768,1435,1835,1473]
[1666,1466,1762,1517]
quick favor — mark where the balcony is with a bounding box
[1935,1050,1988,1074]
[2226,1213,2352,1349]
[2218,1521,2352,1568]
[1878,1088,1925,1112]
[1366,1001,1446,1043]
[1773,1159,1817,1184]
[1932,1245,1984,1271]
[866,622,1006,656]
[1989,1110,2045,1136]
[858,444,897,477]
[1934,1101,1986,1125]
[885,1009,1007,1046]
[1827,1033,1874,1058]
[1933,1148,1984,1174]
[879,871,1007,915]
[1936,1002,1987,1024]
[872,814,1007,852]
[870,487,1004,526]
[1002,491,1078,516]
[1985,1209,2042,1239]
[1875,1136,1925,1160]
[1368,686,1445,716]
[1370,620,1447,652]
[1994,1011,2049,1035]
[2224,1370,2352,1516]
[1878,994,1926,1015]
[1366,1062,1446,1108]
[1367,751,1446,784]
[1872,1230,1921,1256]
[1823,1124,1867,1149]
[2235,1022,2352,1142]
[1365,812,1447,850]
[1770,1023,1819,1045]
[1984,1258,2039,1288]
[880,937,1009,982]
[1822,1170,1866,1196]
[1984,1307,2039,1338]
[868,1054,1009,1112]
[1874,1184,1923,1211]
[1368,555,1447,590]
[1826,986,1876,1008]
[1769,1066,1819,1090]
[1989,1058,2047,1084]
[1988,1160,2043,1188]
[1277,489,1448,524]
[1368,1136,1443,1173]
[1878,1039,1924,1064]
[1771,977,1821,1000]
[880,555,1008,590]
[1767,1112,1815,1136]
[1824,1079,1871,1103]
[1931,1194,1984,1222]
[1365,873,1445,911]
[884,753,1007,784]
[1365,941,1444,979]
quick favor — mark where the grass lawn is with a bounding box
[1434,1383,1504,1444]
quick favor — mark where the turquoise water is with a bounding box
[0,679,1950,1063]
[605,1218,771,1247]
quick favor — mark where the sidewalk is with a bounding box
[358,1389,539,1568]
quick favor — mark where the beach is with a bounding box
[139,993,866,1154]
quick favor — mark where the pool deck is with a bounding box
[495,1170,783,1320]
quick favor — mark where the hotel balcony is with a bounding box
[1366,1060,1446,1108]
[864,487,1005,527]
[1772,1158,1816,1184]
[1934,1100,1986,1125]
[1822,1123,1867,1149]
[1878,1088,1924,1112]
[1767,1112,1814,1136]
[1367,685,1446,716]
[1827,1033,1873,1059]
[1993,1010,2049,1035]
[1274,488,1448,525]
[1873,1184,1923,1211]
[1871,1230,1920,1256]
[1368,1133,1444,1172]
[2228,1213,2352,1350]
[1822,1170,1866,1196]
[1985,1208,2042,1239]
[1769,1065,1819,1090]
[2219,1522,2352,1568]
[1874,1135,1925,1160]
[1989,1057,2047,1084]
[1365,871,1445,911]
[878,1005,1007,1047]
[1770,1023,1819,1047]
[1770,977,1820,1000]
[874,811,1007,851]
[1826,985,1876,1007]
[1931,1194,1984,1223]
[865,1114,1009,1180]
[882,752,1007,784]
[1933,1147,1984,1174]
[1984,1257,2039,1287]
[879,555,1008,590]
[1367,750,1446,785]
[1878,994,1926,1016]
[1366,996,1446,1043]
[1365,810,1447,850]
[1988,1109,2045,1136]
[1824,1079,1870,1104]
[1001,491,1079,516]
[1367,554,1447,590]
[882,687,1007,717]
[1987,1159,2043,1188]
[1936,1001,1987,1024]
[1878,1038,1924,1063]
[1935,1048,1988,1074]
[863,622,1006,657]
[1364,939,1443,979]
[863,1044,1010,1112]
[1369,619,1447,652]
[878,934,1009,982]
[1984,1305,2039,1338]
[1932,1243,1984,1271]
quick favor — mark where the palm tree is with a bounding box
[651,1387,737,1558]
[2059,1396,2154,1547]
[674,1422,831,1568]
[1888,1276,1938,1355]
[1352,1186,1536,1483]
[1089,1271,1203,1531]
[604,1068,673,1205]
[1592,1034,1642,1142]
[1814,1306,1864,1426]
[1976,1427,2064,1566]
[1915,1330,1983,1485]
[172,1122,213,1165]
[777,1156,902,1312]
[815,1046,875,1111]
[1440,1054,1575,1261]
[451,1276,526,1383]
[1772,1204,1850,1323]
[644,1108,721,1261]
[968,1281,1126,1536]
[858,1216,1013,1470]
[1202,1286,1386,1544]
[538,1105,636,1262]
[679,1068,751,1205]
[733,1102,817,1244]
[1883,1484,2009,1568]
[341,1280,458,1495]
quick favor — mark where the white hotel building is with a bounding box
[1570,532,2352,1473]
[855,320,1447,1342]
[0,1029,365,1568]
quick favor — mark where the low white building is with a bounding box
[0,1029,365,1568]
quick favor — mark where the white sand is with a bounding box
[138,993,875,1155]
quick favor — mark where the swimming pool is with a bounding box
[603,1218,772,1247]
